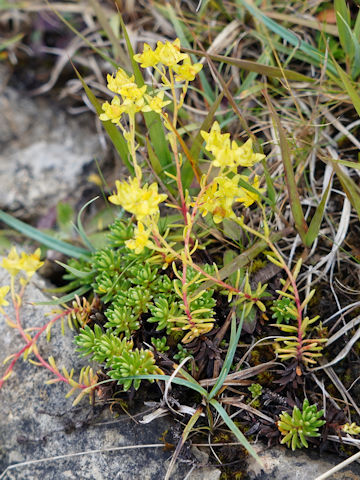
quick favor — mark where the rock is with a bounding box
[0,268,220,480]
[0,66,103,220]
[247,444,360,480]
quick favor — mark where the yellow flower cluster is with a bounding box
[2,247,44,279]
[99,68,171,125]
[108,177,167,222]
[199,174,264,223]
[197,122,266,223]
[133,38,203,81]
[201,121,265,171]
[108,178,167,254]
[342,423,360,435]
[100,39,202,126]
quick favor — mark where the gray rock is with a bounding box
[247,444,360,479]
[0,72,103,220]
[0,268,220,480]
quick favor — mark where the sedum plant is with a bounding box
[277,399,325,450]
[0,34,331,469]
[65,38,273,390]
[64,37,327,391]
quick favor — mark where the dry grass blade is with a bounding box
[266,11,339,36]
[322,108,360,150]
[326,315,360,347]
[309,326,360,373]
[205,19,242,56]
[164,406,203,480]
[221,397,275,423]
[330,159,360,220]
[264,91,308,243]
[31,33,88,96]
[199,361,277,387]
[324,367,360,418]
[314,451,360,480]
[88,0,129,67]
[0,444,165,480]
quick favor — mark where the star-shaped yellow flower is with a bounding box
[173,58,203,82]
[201,121,230,155]
[20,248,44,278]
[142,91,171,114]
[155,38,188,67]
[2,246,22,277]
[108,177,167,222]
[125,222,154,254]
[133,43,159,68]
[99,96,124,124]
[236,175,264,207]
[236,139,265,167]
[107,68,136,94]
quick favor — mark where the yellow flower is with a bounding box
[2,246,22,277]
[20,248,44,278]
[0,285,9,308]
[173,58,203,82]
[119,84,147,103]
[201,121,230,155]
[107,68,136,94]
[211,141,240,170]
[121,98,145,116]
[198,175,240,223]
[108,177,167,222]
[201,123,265,170]
[99,96,124,124]
[133,43,159,68]
[155,38,188,67]
[236,175,264,208]
[125,222,153,254]
[142,91,171,114]
[236,139,265,167]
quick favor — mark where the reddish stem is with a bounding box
[0,305,88,389]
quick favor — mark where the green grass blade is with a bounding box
[237,176,269,205]
[330,158,360,170]
[209,398,262,464]
[332,57,360,117]
[0,210,89,259]
[331,161,360,220]
[236,0,337,76]
[354,8,360,39]
[183,47,314,82]
[116,374,208,396]
[265,93,308,243]
[304,180,332,247]
[262,159,276,206]
[208,311,244,400]
[118,14,174,177]
[72,64,133,175]
[75,197,99,252]
[35,285,91,305]
[55,261,95,279]
[335,0,352,57]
